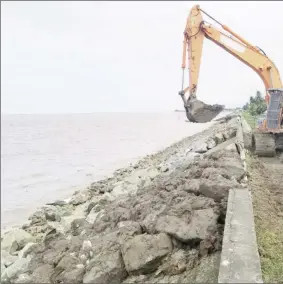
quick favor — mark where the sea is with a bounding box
[1,111,229,231]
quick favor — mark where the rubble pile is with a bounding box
[1,115,245,283]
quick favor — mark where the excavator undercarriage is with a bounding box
[253,133,283,157]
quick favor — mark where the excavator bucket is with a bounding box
[185,98,224,123]
[180,5,224,123]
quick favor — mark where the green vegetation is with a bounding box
[247,154,283,283]
[242,90,267,129]
[243,90,267,115]
[242,111,258,129]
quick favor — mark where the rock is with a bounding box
[1,263,5,275]
[160,165,170,172]
[1,257,31,281]
[165,199,192,219]
[185,147,193,154]
[156,250,187,275]
[225,143,237,151]
[62,265,85,283]
[70,190,90,205]
[14,273,31,284]
[83,250,127,284]
[121,233,172,274]
[29,210,46,225]
[118,221,142,236]
[155,215,192,243]
[30,264,54,283]
[48,221,66,235]
[18,243,37,258]
[70,218,92,236]
[82,240,92,255]
[51,255,81,283]
[42,205,61,222]
[1,237,18,255]
[61,205,87,232]
[46,200,68,206]
[227,116,240,131]
[206,138,216,149]
[1,250,18,267]
[199,236,217,257]
[214,133,225,144]
[201,167,229,179]
[199,175,240,201]
[156,210,218,243]
[222,131,230,140]
[42,228,63,247]
[86,208,101,224]
[195,143,208,154]
[112,183,137,197]
[141,213,158,234]
[122,275,149,283]
[181,179,200,194]
[43,239,69,266]
[2,229,33,253]
[189,209,218,240]
[219,157,245,181]
[69,236,83,253]
[24,223,55,243]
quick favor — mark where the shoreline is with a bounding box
[2,114,226,232]
[2,112,223,232]
[1,112,247,283]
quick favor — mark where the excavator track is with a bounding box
[254,133,276,157]
[275,133,283,151]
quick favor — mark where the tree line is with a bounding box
[243,90,267,117]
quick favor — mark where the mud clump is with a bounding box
[1,114,244,284]
[187,99,224,123]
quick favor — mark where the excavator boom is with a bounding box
[180,5,283,129]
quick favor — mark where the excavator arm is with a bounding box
[180,5,283,125]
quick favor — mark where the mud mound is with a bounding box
[186,99,224,123]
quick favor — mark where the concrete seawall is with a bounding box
[218,116,263,283]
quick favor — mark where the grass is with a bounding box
[246,154,283,283]
[242,111,259,129]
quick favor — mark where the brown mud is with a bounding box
[186,99,224,123]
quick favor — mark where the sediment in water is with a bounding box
[1,113,245,284]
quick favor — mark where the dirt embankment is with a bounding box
[247,154,283,283]
[1,115,246,284]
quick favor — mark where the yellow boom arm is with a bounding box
[181,5,283,105]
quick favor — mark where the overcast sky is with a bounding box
[1,1,283,114]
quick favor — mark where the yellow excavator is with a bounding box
[179,5,283,157]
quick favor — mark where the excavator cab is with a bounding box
[265,89,283,129]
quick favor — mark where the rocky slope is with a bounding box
[1,115,246,283]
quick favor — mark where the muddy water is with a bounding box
[1,111,230,230]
